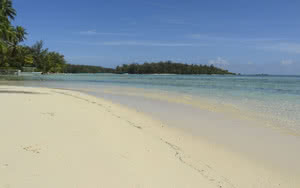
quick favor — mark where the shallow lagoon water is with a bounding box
[2,73,299,133]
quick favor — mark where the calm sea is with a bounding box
[2,74,300,133]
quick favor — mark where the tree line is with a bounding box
[115,61,234,75]
[0,0,66,73]
[64,64,114,73]
[64,62,234,75]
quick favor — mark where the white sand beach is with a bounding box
[1,85,299,188]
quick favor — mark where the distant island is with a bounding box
[0,0,234,75]
[63,62,234,75]
[114,62,234,75]
[254,74,269,76]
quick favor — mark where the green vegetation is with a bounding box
[64,62,234,74]
[115,61,234,75]
[64,64,114,73]
[0,0,66,73]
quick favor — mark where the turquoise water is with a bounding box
[2,73,300,132]
[12,74,300,95]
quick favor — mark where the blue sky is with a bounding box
[13,0,300,74]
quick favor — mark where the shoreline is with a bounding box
[1,85,300,188]
[87,87,300,173]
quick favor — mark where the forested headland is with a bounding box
[1,0,234,75]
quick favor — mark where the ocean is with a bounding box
[1,73,300,135]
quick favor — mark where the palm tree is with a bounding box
[0,0,16,67]
[0,0,28,68]
[15,26,27,43]
[10,26,27,58]
[0,0,16,21]
[0,0,17,42]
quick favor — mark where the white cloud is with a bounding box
[163,19,186,25]
[61,40,207,47]
[188,34,285,42]
[101,41,197,47]
[145,2,177,9]
[189,34,229,41]
[280,59,294,65]
[79,30,133,36]
[67,55,104,59]
[79,30,98,35]
[262,43,300,54]
[208,57,229,66]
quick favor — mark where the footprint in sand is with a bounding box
[42,112,55,117]
[23,145,41,154]
[1,164,9,169]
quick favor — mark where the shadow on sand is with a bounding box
[0,90,44,95]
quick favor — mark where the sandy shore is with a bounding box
[0,86,299,188]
